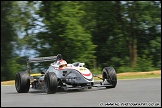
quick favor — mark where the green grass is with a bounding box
[94,72,161,80]
[116,74,161,80]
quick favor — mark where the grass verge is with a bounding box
[1,70,161,85]
[94,70,161,80]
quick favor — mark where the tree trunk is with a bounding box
[129,41,137,67]
[129,1,137,68]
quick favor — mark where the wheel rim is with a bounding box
[103,72,108,82]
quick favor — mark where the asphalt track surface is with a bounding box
[1,78,161,107]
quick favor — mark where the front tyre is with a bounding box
[44,72,58,94]
[15,72,30,93]
[102,67,117,88]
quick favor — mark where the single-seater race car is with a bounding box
[15,54,117,94]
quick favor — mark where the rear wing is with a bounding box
[27,56,57,63]
[27,54,63,63]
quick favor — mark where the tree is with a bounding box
[89,1,161,69]
[1,1,16,80]
[27,1,96,68]
[1,1,34,81]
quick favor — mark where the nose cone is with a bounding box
[77,67,93,80]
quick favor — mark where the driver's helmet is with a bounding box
[58,60,67,69]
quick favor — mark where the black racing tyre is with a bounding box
[102,67,117,88]
[15,72,30,93]
[44,72,58,94]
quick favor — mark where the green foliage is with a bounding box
[134,56,155,72]
[6,57,26,80]
[1,1,17,81]
[149,37,161,69]
[1,1,161,81]
[1,1,32,81]
[110,56,130,67]
[117,56,155,73]
[30,1,96,68]
[90,67,102,75]
[117,66,135,73]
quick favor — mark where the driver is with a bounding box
[58,60,67,70]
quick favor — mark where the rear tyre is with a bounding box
[15,72,30,93]
[44,72,58,94]
[102,67,117,88]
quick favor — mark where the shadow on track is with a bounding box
[6,86,112,95]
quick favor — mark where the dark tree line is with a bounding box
[1,1,161,81]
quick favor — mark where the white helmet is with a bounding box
[58,60,67,69]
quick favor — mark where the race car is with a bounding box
[15,54,117,94]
